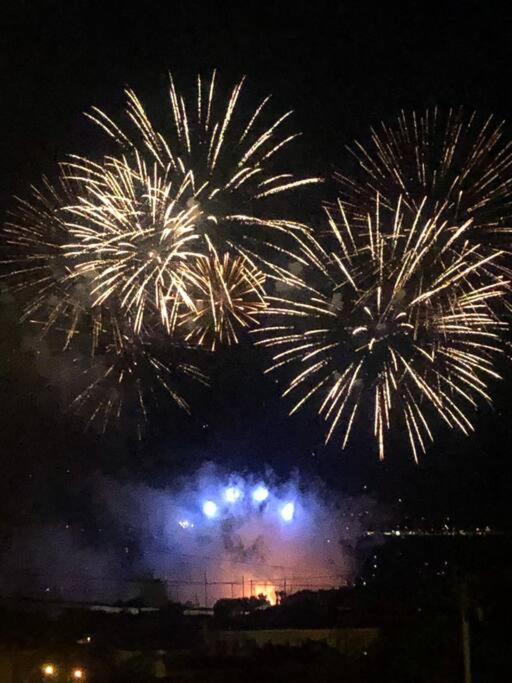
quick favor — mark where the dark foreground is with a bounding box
[1,567,511,683]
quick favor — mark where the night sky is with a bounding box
[1,1,512,536]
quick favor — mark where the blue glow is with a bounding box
[252,485,269,503]
[280,502,295,522]
[224,486,242,504]
[202,500,218,518]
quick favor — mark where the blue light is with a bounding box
[202,500,218,518]
[252,485,269,503]
[224,486,242,504]
[280,502,295,522]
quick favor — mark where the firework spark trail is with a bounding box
[4,92,511,445]
[0,164,212,432]
[0,71,324,435]
[58,70,323,340]
[70,313,209,438]
[335,108,512,244]
[180,238,267,351]
[85,70,322,254]
[0,175,103,350]
[253,198,508,461]
[64,152,205,335]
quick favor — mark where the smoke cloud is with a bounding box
[0,464,386,607]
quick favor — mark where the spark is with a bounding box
[180,239,267,350]
[335,107,512,245]
[178,519,194,529]
[0,169,210,434]
[254,198,508,461]
[0,175,99,349]
[70,314,208,437]
[0,71,324,433]
[85,70,322,255]
[64,153,203,335]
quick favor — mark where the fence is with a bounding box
[0,570,345,608]
[166,574,345,607]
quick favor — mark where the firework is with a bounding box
[180,240,267,350]
[0,165,211,432]
[0,176,100,349]
[3,71,320,345]
[85,70,321,254]
[70,312,208,437]
[0,71,323,435]
[64,152,204,334]
[335,108,512,243]
[254,198,508,461]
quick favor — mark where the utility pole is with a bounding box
[460,578,472,683]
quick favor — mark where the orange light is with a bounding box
[253,583,277,605]
[71,669,85,679]
[41,663,56,677]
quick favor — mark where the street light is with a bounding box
[41,663,57,677]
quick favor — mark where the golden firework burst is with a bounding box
[254,197,508,461]
[64,152,204,334]
[335,108,512,244]
[180,240,267,350]
[70,313,208,438]
[85,70,321,253]
[0,175,101,349]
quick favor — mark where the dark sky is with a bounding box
[1,0,512,531]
